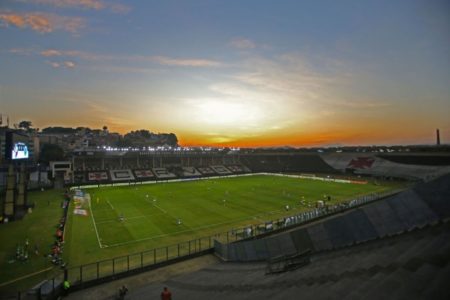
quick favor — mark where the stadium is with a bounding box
[1,1,449,299]
[1,141,449,299]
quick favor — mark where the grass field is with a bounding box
[64,175,401,267]
[0,174,403,293]
[0,190,65,294]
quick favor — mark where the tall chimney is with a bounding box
[436,129,440,146]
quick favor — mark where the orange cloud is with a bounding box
[0,12,84,33]
[0,14,26,27]
[27,14,52,32]
[152,56,222,67]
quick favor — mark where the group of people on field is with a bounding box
[50,190,70,267]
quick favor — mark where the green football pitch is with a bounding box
[63,175,399,267]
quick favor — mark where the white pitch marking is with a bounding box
[106,200,114,210]
[152,203,167,214]
[88,198,103,248]
[146,198,167,214]
[95,212,165,224]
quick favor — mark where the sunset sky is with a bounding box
[1,0,449,147]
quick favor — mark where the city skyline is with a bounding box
[1,0,449,147]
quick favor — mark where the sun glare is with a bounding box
[194,99,263,126]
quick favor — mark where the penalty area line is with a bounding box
[145,198,167,214]
[106,199,114,210]
[89,200,103,249]
[95,211,165,224]
[152,203,167,214]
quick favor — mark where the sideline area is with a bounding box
[0,189,64,293]
[65,255,219,300]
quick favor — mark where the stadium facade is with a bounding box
[66,148,450,186]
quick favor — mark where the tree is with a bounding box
[18,120,33,130]
[166,133,178,147]
[102,125,108,131]
[42,127,77,134]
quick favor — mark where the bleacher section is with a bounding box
[69,150,450,186]
[109,169,135,182]
[216,174,449,262]
[83,158,103,171]
[210,165,232,175]
[379,154,450,166]
[119,221,450,300]
[104,159,122,170]
[322,153,450,180]
[152,168,177,179]
[241,154,337,173]
[72,163,251,185]
[162,157,182,166]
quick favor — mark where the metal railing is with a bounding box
[66,236,214,286]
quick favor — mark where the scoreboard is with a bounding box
[5,132,30,161]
